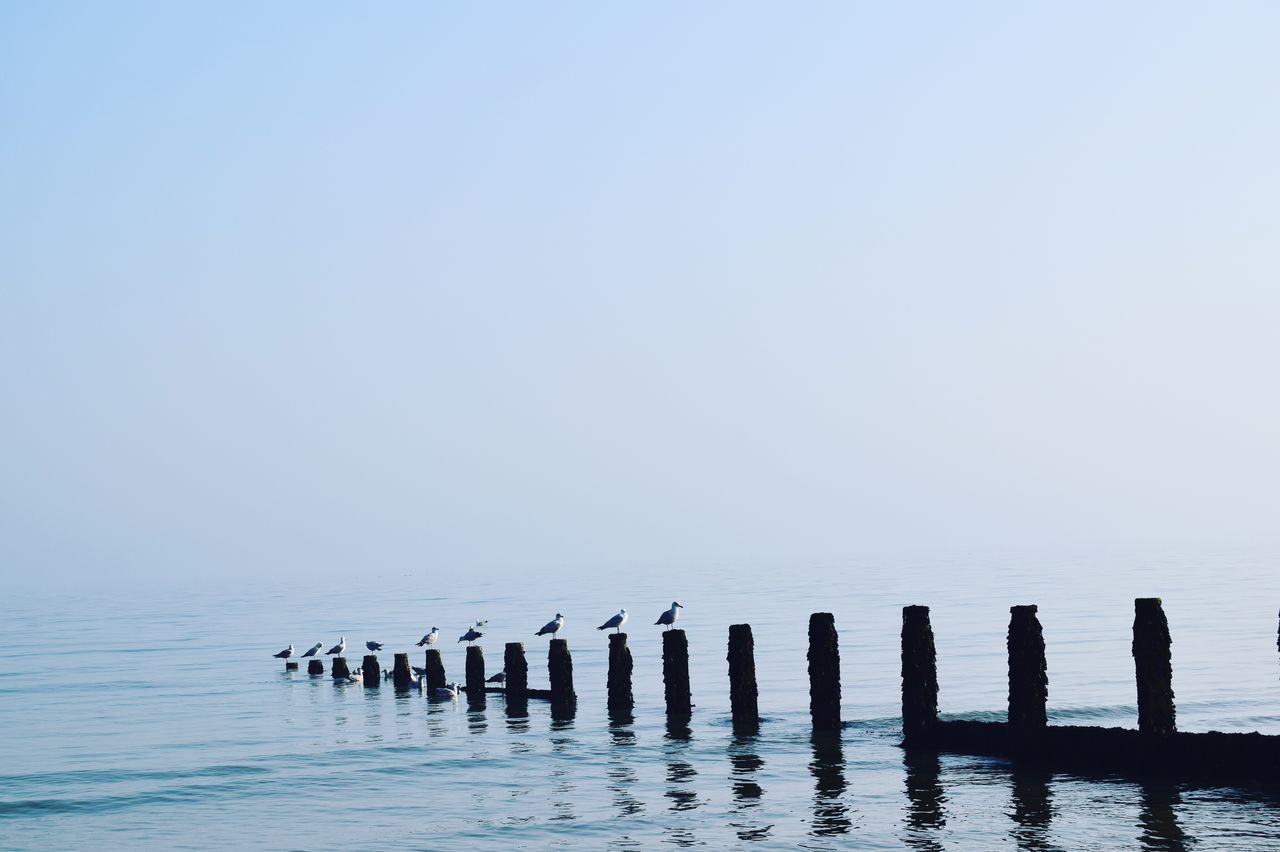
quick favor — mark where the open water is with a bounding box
[3,553,1280,849]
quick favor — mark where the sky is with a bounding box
[2,3,1278,586]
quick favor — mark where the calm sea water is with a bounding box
[4,552,1280,849]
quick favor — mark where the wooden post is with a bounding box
[1008,605,1048,740]
[307,659,324,676]
[424,649,446,691]
[548,638,577,718]
[727,624,759,731]
[607,633,634,719]
[808,612,841,731]
[901,605,937,744]
[465,646,486,697]
[392,652,413,688]
[285,661,299,670]
[1133,597,1176,735]
[362,655,379,687]
[504,642,529,702]
[332,656,350,680]
[662,629,692,717]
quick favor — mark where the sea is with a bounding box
[3,551,1280,850]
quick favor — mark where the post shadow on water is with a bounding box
[810,730,851,837]
[727,733,771,842]
[663,714,701,848]
[1138,781,1188,851]
[901,750,946,851]
[1008,765,1054,851]
[608,721,643,818]
[549,717,578,822]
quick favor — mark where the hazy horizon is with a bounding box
[3,3,1278,588]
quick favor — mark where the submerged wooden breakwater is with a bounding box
[283,597,1280,784]
[901,598,1280,782]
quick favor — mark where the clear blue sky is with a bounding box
[2,3,1278,585]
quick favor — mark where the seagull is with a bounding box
[273,644,294,659]
[458,627,483,644]
[474,619,489,627]
[433,682,460,700]
[536,613,565,638]
[300,642,323,658]
[654,601,684,630]
[416,628,440,648]
[597,609,628,633]
[412,666,429,677]
[486,671,506,684]
[366,641,383,652]
[326,637,346,656]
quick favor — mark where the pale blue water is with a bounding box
[4,553,1280,849]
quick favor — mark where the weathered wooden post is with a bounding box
[663,629,692,717]
[808,612,841,731]
[307,659,324,676]
[727,624,759,731]
[392,652,413,688]
[332,656,351,680]
[1133,598,1176,735]
[607,633,634,719]
[362,654,379,687]
[1008,605,1048,742]
[285,661,299,671]
[504,642,529,702]
[465,646,485,697]
[901,605,938,744]
[424,649,446,691]
[548,639,577,718]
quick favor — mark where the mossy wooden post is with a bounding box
[1008,605,1048,743]
[362,654,379,687]
[727,624,759,732]
[663,629,692,717]
[285,661,298,670]
[901,605,938,744]
[1133,598,1176,735]
[307,659,324,676]
[808,612,841,731]
[465,646,485,697]
[607,633,634,719]
[392,652,413,688]
[331,656,350,680]
[504,642,529,702]
[548,639,577,718]
[424,649,446,691]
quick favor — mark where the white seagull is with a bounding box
[486,671,506,684]
[273,644,294,659]
[654,601,684,630]
[300,642,323,658]
[597,609,628,634]
[366,640,383,652]
[535,613,565,638]
[416,628,439,648]
[458,627,483,644]
[433,682,461,700]
[326,637,346,656]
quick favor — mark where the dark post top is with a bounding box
[607,632,634,719]
[901,605,938,744]
[1133,597,1176,736]
[727,623,760,731]
[504,642,529,700]
[1007,604,1048,739]
[662,629,692,717]
[808,612,841,732]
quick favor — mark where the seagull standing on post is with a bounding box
[458,626,483,645]
[654,602,684,631]
[536,613,565,639]
[300,642,322,658]
[273,644,294,660]
[597,609,628,634]
[417,628,439,648]
[366,640,383,652]
[326,637,346,656]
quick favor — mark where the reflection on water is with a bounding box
[549,718,577,822]
[1009,766,1054,851]
[1139,782,1187,851]
[902,750,946,850]
[608,723,643,817]
[466,702,487,736]
[728,734,771,842]
[664,715,700,846]
[810,731,851,836]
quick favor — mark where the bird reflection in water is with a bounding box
[1008,765,1053,851]
[728,734,771,842]
[902,750,946,850]
[809,731,851,836]
[607,722,643,817]
[1138,782,1188,851]
[549,717,577,822]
